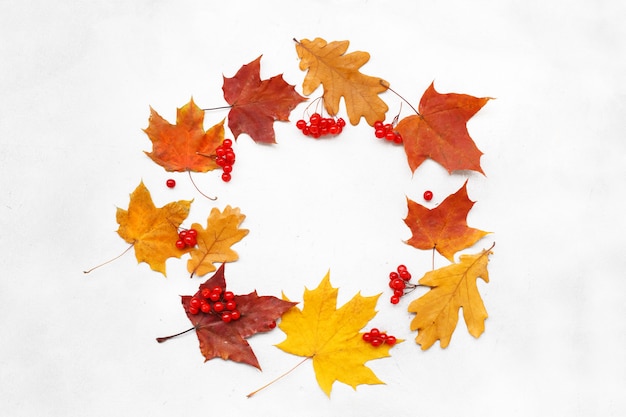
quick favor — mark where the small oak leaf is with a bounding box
[408,246,494,350]
[187,206,249,277]
[116,181,191,275]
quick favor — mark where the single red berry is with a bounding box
[221,312,232,323]
[213,302,225,312]
[230,310,241,320]
[175,239,186,249]
[201,287,211,299]
[209,292,221,302]
[424,190,433,201]
[385,131,396,141]
[385,335,397,346]
[370,337,383,347]
[183,235,196,247]
[223,165,233,174]
[369,328,380,336]
[226,300,237,311]
[216,147,226,157]
[390,278,406,290]
[223,291,235,301]
[362,332,372,342]
[399,270,412,281]
[222,172,232,182]
[374,129,385,139]
[187,229,197,237]
[397,264,407,272]
[379,333,388,341]
[374,121,384,130]
[212,286,222,294]
[189,297,201,309]
[296,119,307,130]
[268,321,277,329]
[393,290,404,298]
[393,133,403,144]
[188,306,199,315]
[200,302,211,313]
[310,113,321,125]
[337,118,346,127]
[179,229,188,239]
[302,126,310,136]
[389,271,399,280]
[390,295,400,304]
[222,139,233,148]
[166,179,176,188]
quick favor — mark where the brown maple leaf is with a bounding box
[222,56,306,144]
[294,37,389,126]
[116,181,191,275]
[158,264,297,369]
[404,181,489,262]
[395,82,491,174]
[143,98,225,172]
[408,245,494,350]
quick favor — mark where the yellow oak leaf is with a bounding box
[294,37,389,126]
[116,181,192,276]
[408,245,494,350]
[276,272,398,397]
[187,206,249,277]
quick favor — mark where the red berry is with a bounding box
[370,337,383,347]
[374,121,384,130]
[374,129,385,139]
[209,292,220,302]
[223,291,235,301]
[310,113,321,125]
[183,235,197,247]
[187,229,197,237]
[175,239,186,249]
[268,321,277,329]
[296,119,307,130]
[226,300,237,311]
[423,190,433,201]
[369,328,380,336]
[379,333,388,341]
[337,118,346,127]
[362,332,372,342]
[389,271,399,280]
[302,126,310,136]
[385,131,396,141]
[385,335,397,346]
[179,229,188,239]
[188,306,199,315]
[213,302,225,312]
[222,172,232,182]
[222,139,233,148]
[221,312,232,323]
[399,270,412,281]
[390,278,406,290]
[390,295,400,304]
[397,264,407,272]
[212,286,222,294]
[201,288,211,298]
[393,133,403,144]
[393,289,404,297]
[230,310,241,320]
[223,165,233,173]
[200,302,211,313]
[166,179,176,188]
[189,297,201,309]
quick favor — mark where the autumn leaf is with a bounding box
[408,245,494,350]
[116,181,191,275]
[187,206,249,277]
[395,82,490,174]
[404,180,489,262]
[143,98,225,172]
[276,272,397,396]
[294,37,389,126]
[163,264,297,368]
[222,56,306,144]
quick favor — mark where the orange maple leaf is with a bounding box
[404,181,489,262]
[143,98,224,172]
[275,272,399,396]
[408,245,494,350]
[294,37,389,126]
[187,206,249,277]
[116,181,192,275]
[222,56,306,144]
[395,82,491,174]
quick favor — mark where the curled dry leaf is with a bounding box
[408,245,494,350]
[116,181,191,275]
[294,37,389,126]
[187,206,249,277]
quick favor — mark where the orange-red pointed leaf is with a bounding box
[222,56,306,144]
[182,264,297,368]
[404,181,489,262]
[408,246,493,350]
[295,37,389,126]
[143,98,224,172]
[395,82,490,174]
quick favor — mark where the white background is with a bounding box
[1,0,625,416]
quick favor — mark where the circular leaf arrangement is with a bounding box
[85,36,496,397]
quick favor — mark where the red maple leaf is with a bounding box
[395,82,491,174]
[222,56,306,144]
[404,181,490,262]
[159,264,297,369]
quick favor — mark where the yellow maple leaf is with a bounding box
[187,206,249,277]
[276,272,397,396]
[408,245,494,350]
[295,37,389,126]
[116,181,192,275]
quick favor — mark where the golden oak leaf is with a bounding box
[408,246,494,350]
[143,98,225,172]
[395,82,490,174]
[404,180,489,262]
[295,37,389,126]
[187,206,249,277]
[276,272,398,396]
[222,56,306,144]
[116,181,191,275]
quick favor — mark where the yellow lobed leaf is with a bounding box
[408,246,494,350]
[187,206,249,277]
[277,272,398,396]
[116,181,192,276]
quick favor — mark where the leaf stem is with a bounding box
[83,243,135,274]
[246,356,311,398]
[188,170,217,201]
[381,81,420,116]
[156,327,195,343]
[202,105,232,111]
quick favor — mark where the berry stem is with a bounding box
[246,356,312,398]
[380,81,420,116]
[155,327,195,343]
[83,243,135,274]
[188,170,217,201]
[202,105,232,111]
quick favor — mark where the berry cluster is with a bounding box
[175,228,198,249]
[296,113,346,138]
[373,120,402,144]
[215,139,235,182]
[388,264,416,304]
[188,286,241,322]
[362,328,397,347]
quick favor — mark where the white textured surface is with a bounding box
[1,0,625,416]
